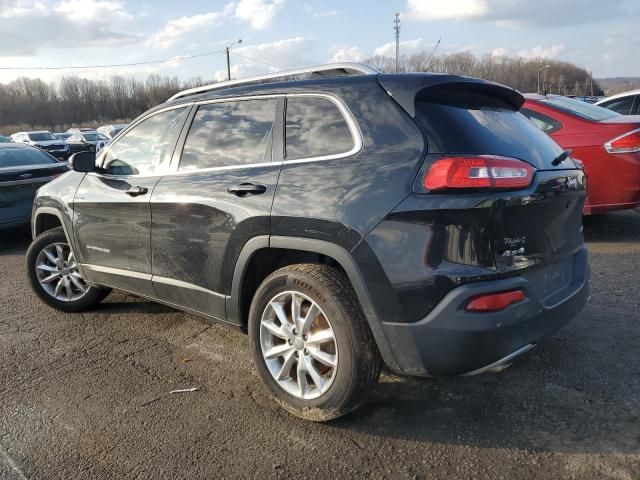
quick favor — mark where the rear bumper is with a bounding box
[380,247,589,377]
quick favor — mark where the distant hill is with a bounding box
[597,77,640,96]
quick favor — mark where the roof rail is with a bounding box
[167,62,379,102]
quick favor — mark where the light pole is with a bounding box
[537,64,550,94]
[394,13,400,73]
[225,39,242,81]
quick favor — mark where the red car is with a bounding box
[522,94,640,214]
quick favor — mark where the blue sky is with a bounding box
[0,0,638,84]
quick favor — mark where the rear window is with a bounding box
[540,96,619,121]
[415,91,564,169]
[27,132,57,141]
[0,147,57,168]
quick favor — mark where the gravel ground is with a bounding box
[0,212,639,480]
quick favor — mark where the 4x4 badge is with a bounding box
[566,176,578,190]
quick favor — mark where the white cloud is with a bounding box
[53,0,131,22]
[329,45,363,63]
[404,0,639,26]
[0,0,136,56]
[215,36,313,80]
[517,44,566,59]
[146,11,226,49]
[406,0,487,21]
[374,38,426,57]
[234,0,284,30]
[491,48,508,57]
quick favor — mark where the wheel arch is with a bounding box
[32,207,66,239]
[227,235,400,371]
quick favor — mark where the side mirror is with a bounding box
[70,151,96,173]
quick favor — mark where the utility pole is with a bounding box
[225,39,242,81]
[394,12,400,73]
[590,72,593,96]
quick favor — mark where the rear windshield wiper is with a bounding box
[551,149,572,166]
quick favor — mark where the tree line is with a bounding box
[0,74,206,135]
[0,51,605,134]
[365,51,603,97]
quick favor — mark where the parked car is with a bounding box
[10,131,70,160]
[65,127,96,134]
[54,132,72,141]
[25,63,589,421]
[96,124,127,139]
[0,135,12,143]
[65,131,109,154]
[595,89,640,115]
[522,94,640,214]
[0,143,69,230]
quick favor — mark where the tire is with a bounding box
[26,227,111,312]
[248,263,382,422]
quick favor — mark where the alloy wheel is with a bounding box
[35,242,88,302]
[259,291,338,400]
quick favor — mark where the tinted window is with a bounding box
[415,92,565,169]
[540,96,618,121]
[102,107,189,176]
[180,99,275,171]
[285,97,354,160]
[521,108,563,133]
[0,147,57,168]
[600,96,634,115]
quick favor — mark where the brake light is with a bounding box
[424,156,534,190]
[466,290,525,312]
[604,128,640,154]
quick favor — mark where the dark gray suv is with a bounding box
[26,63,589,421]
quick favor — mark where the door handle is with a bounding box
[228,183,267,196]
[124,185,148,196]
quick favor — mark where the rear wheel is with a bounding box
[26,228,111,312]
[248,263,381,421]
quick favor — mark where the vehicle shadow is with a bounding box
[0,225,31,256]
[583,209,640,243]
[329,305,639,455]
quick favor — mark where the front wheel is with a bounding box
[26,227,111,312]
[248,264,381,421]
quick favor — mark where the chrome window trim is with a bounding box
[91,92,362,179]
[81,264,152,281]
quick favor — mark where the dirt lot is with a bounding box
[1,212,639,480]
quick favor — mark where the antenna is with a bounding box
[394,13,400,73]
[425,38,441,70]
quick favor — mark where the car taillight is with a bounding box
[604,128,640,154]
[466,290,525,312]
[423,156,534,191]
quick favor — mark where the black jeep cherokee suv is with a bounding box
[26,63,589,421]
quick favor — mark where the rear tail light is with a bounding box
[423,156,534,191]
[604,128,640,154]
[466,290,525,312]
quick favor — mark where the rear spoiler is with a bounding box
[377,73,524,117]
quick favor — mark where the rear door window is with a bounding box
[285,96,354,160]
[179,98,276,170]
[414,89,565,170]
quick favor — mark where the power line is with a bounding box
[230,51,285,71]
[0,49,226,71]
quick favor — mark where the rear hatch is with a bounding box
[382,77,587,299]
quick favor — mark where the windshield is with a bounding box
[0,147,57,168]
[28,132,57,141]
[541,96,619,121]
[84,133,108,141]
